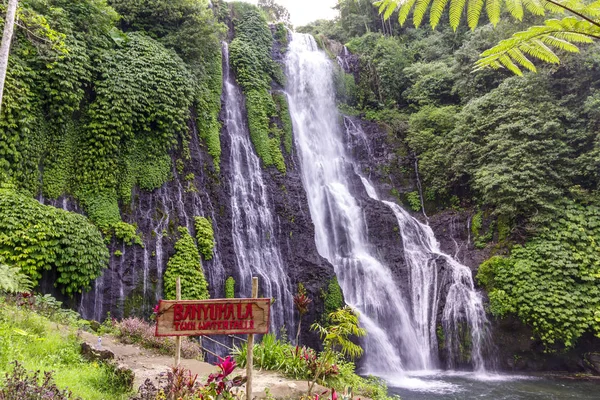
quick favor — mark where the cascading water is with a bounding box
[222,43,294,334]
[285,33,493,373]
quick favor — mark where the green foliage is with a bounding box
[448,75,578,220]
[0,302,132,399]
[225,276,236,298]
[113,222,143,246]
[76,32,193,226]
[405,191,422,212]
[109,0,226,171]
[0,264,33,294]
[194,216,215,260]
[322,277,344,322]
[163,227,209,301]
[312,307,367,360]
[230,3,287,173]
[0,188,108,295]
[476,201,600,348]
[376,0,600,73]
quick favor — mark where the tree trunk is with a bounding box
[0,0,19,113]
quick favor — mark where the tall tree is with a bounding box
[0,0,18,112]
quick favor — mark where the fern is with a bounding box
[475,17,599,75]
[377,0,600,73]
[0,264,33,293]
[378,0,600,29]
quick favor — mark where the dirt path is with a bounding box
[78,331,328,399]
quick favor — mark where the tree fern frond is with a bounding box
[375,0,400,20]
[520,39,561,63]
[499,54,524,75]
[399,0,419,25]
[540,35,581,51]
[449,0,468,30]
[506,0,525,20]
[431,0,452,27]
[468,0,486,29]
[486,0,503,25]
[523,0,546,16]
[414,0,434,27]
[474,18,599,74]
[552,30,595,43]
[507,48,537,71]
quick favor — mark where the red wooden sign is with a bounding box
[155,298,271,337]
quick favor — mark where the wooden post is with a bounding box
[246,277,258,400]
[174,277,182,366]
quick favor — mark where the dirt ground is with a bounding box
[78,331,329,399]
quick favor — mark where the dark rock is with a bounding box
[583,353,600,375]
[81,341,115,362]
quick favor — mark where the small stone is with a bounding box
[287,383,297,389]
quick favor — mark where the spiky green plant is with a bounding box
[376,0,600,74]
[0,264,33,293]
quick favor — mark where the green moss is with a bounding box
[163,227,210,301]
[194,216,215,260]
[113,221,143,246]
[225,276,236,298]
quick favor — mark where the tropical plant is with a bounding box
[376,0,600,74]
[309,307,366,394]
[294,283,312,344]
[0,264,32,294]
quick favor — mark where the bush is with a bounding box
[163,227,209,301]
[115,317,202,359]
[0,361,75,400]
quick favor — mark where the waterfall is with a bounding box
[222,42,294,335]
[285,33,493,373]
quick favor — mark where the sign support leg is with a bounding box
[246,277,258,400]
[175,276,182,366]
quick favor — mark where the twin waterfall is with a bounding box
[76,33,493,375]
[285,33,492,373]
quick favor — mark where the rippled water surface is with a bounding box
[384,371,599,399]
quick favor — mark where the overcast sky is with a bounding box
[237,0,339,27]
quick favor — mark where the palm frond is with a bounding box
[474,18,600,74]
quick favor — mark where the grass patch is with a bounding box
[0,299,133,399]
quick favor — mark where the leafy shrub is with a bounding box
[194,217,215,260]
[0,188,108,296]
[163,227,209,301]
[0,361,75,400]
[322,278,344,324]
[230,3,287,173]
[225,277,235,299]
[405,191,422,212]
[130,357,245,400]
[476,201,600,348]
[115,317,202,359]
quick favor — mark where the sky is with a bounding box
[237,0,339,27]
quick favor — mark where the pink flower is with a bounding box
[153,304,160,314]
[331,389,338,400]
[217,356,236,377]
